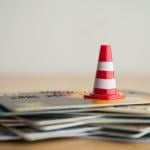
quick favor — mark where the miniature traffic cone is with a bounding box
[84,45,124,100]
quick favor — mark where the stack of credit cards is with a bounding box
[0,90,150,142]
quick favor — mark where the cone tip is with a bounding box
[100,45,111,48]
[99,44,112,62]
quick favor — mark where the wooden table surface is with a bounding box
[0,75,150,150]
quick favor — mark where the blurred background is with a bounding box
[0,0,150,76]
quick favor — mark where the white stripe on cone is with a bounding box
[97,62,114,71]
[94,79,116,89]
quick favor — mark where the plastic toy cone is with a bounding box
[84,45,124,100]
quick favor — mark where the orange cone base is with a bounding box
[84,91,124,100]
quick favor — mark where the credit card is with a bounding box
[1,95,150,112]
[2,125,100,141]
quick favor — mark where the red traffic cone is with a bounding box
[84,45,124,100]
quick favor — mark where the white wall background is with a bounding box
[0,0,150,75]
